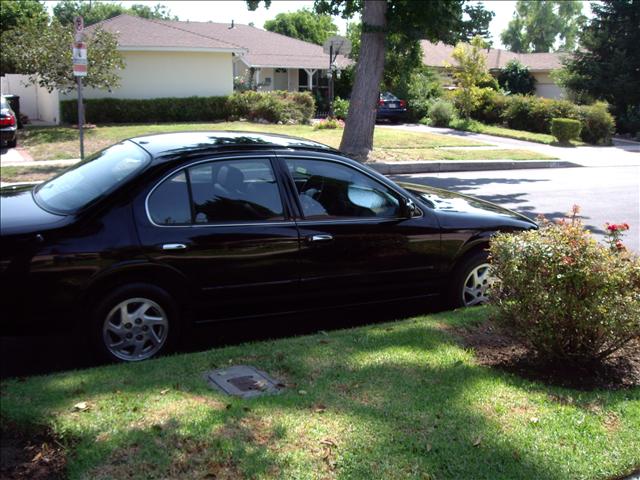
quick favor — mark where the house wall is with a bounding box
[0,74,60,124]
[533,72,563,99]
[257,67,274,92]
[61,51,233,100]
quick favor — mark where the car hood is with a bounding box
[0,184,69,236]
[398,181,536,227]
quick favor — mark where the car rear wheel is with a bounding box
[91,283,179,362]
[448,251,495,308]
[7,138,17,148]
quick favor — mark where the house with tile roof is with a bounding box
[65,14,349,103]
[420,40,565,99]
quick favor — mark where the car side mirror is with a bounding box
[400,197,417,218]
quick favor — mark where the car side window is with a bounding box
[188,159,284,224]
[148,171,192,225]
[285,158,401,220]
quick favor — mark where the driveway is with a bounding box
[383,124,640,167]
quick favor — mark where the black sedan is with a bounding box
[0,132,536,362]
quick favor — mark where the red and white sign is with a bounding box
[73,63,87,77]
[73,41,87,62]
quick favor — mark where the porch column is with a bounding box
[304,68,317,91]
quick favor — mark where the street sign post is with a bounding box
[73,16,86,160]
[323,36,351,117]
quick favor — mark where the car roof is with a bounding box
[129,130,338,158]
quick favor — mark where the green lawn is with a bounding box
[1,165,68,183]
[15,121,554,164]
[2,307,638,480]
[449,119,586,147]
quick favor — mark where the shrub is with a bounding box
[497,60,536,95]
[551,118,582,144]
[314,117,345,130]
[60,91,316,125]
[578,102,615,145]
[60,96,230,124]
[332,97,350,119]
[428,99,456,127]
[502,95,579,133]
[472,88,508,125]
[489,206,640,365]
[405,68,443,122]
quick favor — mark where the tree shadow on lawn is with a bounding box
[2,315,635,479]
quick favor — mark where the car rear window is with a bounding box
[35,141,150,213]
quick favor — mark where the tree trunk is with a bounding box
[339,0,387,161]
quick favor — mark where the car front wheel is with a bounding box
[92,283,179,362]
[448,251,495,308]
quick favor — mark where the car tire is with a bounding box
[447,250,494,309]
[90,283,180,362]
[7,138,17,148]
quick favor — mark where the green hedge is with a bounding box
[463,93,615,145]
[551,118,582,144]
[60,91,315,125]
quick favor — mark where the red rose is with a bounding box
[607,224,618,232]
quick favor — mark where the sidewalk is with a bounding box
[381,124,640,169]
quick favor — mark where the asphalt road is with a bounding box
[396,165,640,252]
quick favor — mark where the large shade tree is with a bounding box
[250,0,467,160]
[0,0,48,74]
[501,1,585,53]
[264,9,338,45]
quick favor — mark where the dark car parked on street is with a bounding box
[0,132,536,362]
[0,95,18,148]
[376,91,408,123]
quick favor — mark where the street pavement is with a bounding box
[396,165,640,252]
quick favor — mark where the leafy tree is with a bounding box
[0,0,48,73]
[559,0,640,135]
[447,35,492,118]
[3,18,124,92]
[501,1,585,53]
[52,0,176,26]
[251,0,466,159]
[264,9,338,45]
[497,59,536,95]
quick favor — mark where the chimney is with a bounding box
[229,19,234,29]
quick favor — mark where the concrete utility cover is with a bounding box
[205,365,283,398]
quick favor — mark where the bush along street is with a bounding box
[489,205,640,367]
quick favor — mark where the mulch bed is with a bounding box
[452,320,640,390]
[0,424,66,480]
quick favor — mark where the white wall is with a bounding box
[0,74,60,124]
[534,72,563,99]
[62,50,234,100]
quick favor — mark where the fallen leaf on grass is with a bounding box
[160,388,170,395]
[298,390,307,395]
[529,417,540,424]
[72,401,90,412]
[472,435,482,447]
[313,404,327,413]
[426,443,432,452]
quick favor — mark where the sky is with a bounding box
[44,1,595,50]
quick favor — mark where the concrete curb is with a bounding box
[370,160,580,175]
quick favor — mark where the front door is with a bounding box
[279,156,441,305]
[136,155,301,322]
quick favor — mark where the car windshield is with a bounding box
[35,140,150,213]
[380,92,399,101]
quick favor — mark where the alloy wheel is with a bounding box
[102,297,169,361]
[462,263,494,307]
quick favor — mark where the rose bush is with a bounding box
[489,206,640,365]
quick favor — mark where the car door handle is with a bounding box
[306,234,333,243]
[162,243,188,251]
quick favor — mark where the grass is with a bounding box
[374,148,556,162]
[1,165,68,183]
[1,307,638,480]
[15,121,557,163]
[449,119,587,147]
